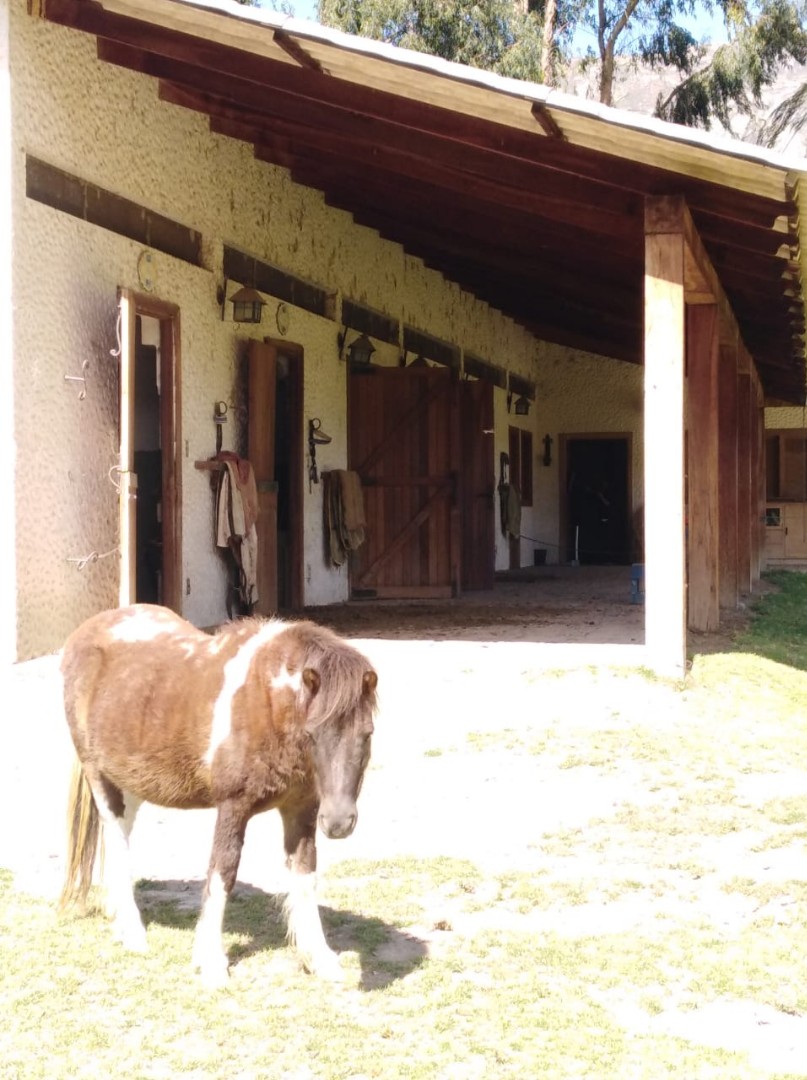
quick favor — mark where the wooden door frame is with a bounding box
[264,336,304,611]
[559,432,633,563]
[118,289,182,612]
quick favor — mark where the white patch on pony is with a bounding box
[107,609,175,644]
[192,871,230,989]
[91,786,146,952]
[204,620,287,767]
[271,664,302,692]
[284,872,344,981]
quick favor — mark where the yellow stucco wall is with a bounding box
[766,407,807,429]
[9,0,643,658]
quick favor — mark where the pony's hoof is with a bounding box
[198,962,230,990]
[116,923,148,953]
[193,943,230,989]
[307,951,345,982]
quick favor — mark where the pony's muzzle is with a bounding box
[318,803,357,839]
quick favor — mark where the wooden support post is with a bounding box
[717,335,739,609]
[687,304,720,631]
[736,369,753,593]
[751,372,765,584]
[644,200,687,678]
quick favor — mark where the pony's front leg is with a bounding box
[192,802,247,989]
[280,801,343,981]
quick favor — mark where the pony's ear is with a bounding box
[362,670,378,694]
[302,667,320,698]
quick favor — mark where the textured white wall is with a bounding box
[1,0,14,666]
[10,0,640,658]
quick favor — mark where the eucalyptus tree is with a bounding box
[316,0,807,138]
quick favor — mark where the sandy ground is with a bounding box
[2,564,753,894]
[2,566,649,898]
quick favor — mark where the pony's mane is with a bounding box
[214,617,377,725]
[296,621,377,726]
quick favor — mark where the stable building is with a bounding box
[2,0,805,676]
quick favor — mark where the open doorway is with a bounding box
[563,434,631,565]
[133,316,163,603]
[118,290,181,611]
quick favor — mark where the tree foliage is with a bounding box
[316,0,807,137]
[655,0,807,133]
[317,0,555,82]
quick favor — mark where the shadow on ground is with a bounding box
[138,879,427,990]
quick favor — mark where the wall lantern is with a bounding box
[507,388,531,415]
[229,285,265,324]
[349,333,376,367]
[218,279,265,324]
[338,329,376,367]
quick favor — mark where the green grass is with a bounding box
[734,569,807,670]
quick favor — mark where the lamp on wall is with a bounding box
[338,327,376,367]
[229,285,265,324]
[514,396,530,416]
[218,279,265,324]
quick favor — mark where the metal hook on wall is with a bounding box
[308,418,332,489]
[214,400,228,454]
[64,359,90,400]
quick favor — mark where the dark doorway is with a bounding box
[133,317,162,603]
[565,435,631,565]
[274,346,303,610]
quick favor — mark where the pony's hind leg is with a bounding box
[87,772,145,951]
[281,801,343,981]
[192,802,248,989]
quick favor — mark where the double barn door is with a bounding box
[349,365,494,597]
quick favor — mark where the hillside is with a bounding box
[559,54,807,157]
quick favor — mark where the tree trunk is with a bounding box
[541,0,558,85]
[599,44,615,105]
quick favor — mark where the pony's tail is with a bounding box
[59,758,100,913]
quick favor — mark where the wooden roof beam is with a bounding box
[93,34,794,231]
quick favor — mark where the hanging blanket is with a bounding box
[499,482,521,540]
[324,470,367,567]
[215,453,259,608]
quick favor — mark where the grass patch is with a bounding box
[734,570,807,671]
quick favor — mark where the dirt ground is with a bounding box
[3,563,754,902]
[306,564,647,645]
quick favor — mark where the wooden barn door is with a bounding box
[349,364,460,598]
[460,379,495,589]
[248,340,279,615]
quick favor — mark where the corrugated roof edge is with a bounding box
[170,0,807,176]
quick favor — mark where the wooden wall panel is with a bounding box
[717,339,739,609]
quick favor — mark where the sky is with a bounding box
[274,0,730,50]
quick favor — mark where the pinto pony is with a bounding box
[60,604,377,987]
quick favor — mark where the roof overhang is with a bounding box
[34,0,807,403]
